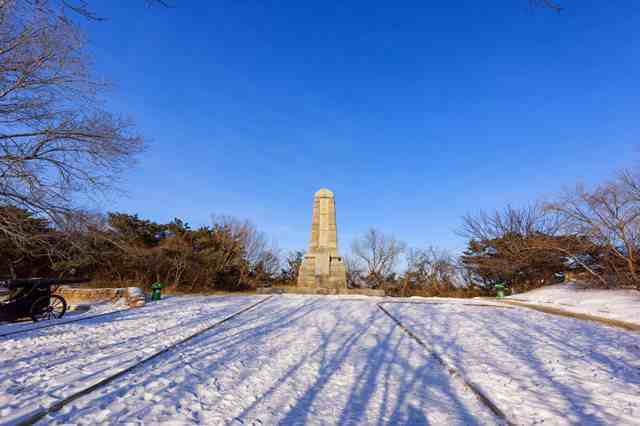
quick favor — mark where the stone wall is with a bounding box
[257,286,385,297]
[56,286,146,308]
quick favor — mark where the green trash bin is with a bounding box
[494,282,505,299]
[151,282,163,301]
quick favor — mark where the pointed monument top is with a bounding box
[315,188,334,198]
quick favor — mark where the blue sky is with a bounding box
[84,0,640,254]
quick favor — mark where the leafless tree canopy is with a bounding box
[530,0,562,11]
[458,172,640,291]
[342,254,366,288]
[54,0,171,20]
[211,214,280,277]
[406,247,457,286]
[459,203,584,291]
[350,228,406,288]
[545,173,640,289]
[0,1,143,242]
[460,203,561,242]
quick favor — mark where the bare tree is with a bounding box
[546,174,640,289]
[278,250,303,285]
[50,1,171,20]
[459,203,587,291]
[618,169,640,205]
[212,215,280,283]
[460,203,562,242]
[343,254,365,288]
[350,228,406,289]
[530,0,562,11]
[0,1,144,244]
[407,247,456,281]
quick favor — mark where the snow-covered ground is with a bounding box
[0,301,124,337]
[508,282,640,325]
[384,301,640,425]
[1,294,639,425]
[0,295,264,424]
[1,295,498,425]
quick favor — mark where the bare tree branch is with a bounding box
[0,0,144,245]
[530,0,562,11]
[351,228,406,288]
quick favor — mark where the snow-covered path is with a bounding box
[31,296,498,425]
[506,282,640,325]
[383,301,640,425]
[2,295,639,425]
[0,295,265,424]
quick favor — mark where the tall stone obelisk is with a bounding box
[297,188,347,289]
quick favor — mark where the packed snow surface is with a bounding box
[0,295,262,424]
[384,301,640,425]
[1,294,639,425]
[508,282,640,325]
[1,295,497,425]
[0,300,124,336]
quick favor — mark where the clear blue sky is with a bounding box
[85,0,640,254]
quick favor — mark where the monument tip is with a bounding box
[315,188,334,198]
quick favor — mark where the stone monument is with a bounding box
[297,188,347,289]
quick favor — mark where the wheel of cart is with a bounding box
[30,294,67,322]
[0,277,87,323]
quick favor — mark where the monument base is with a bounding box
[297,253,347,289]
[256,286,385,297]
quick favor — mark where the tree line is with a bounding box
[0,207,282,291]
[336,228,481,297]
[2,0,622,297]
[459,171,640,292]
[338,170,640,296]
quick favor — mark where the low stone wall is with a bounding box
[257,287,385,297]
[56,286,146,308]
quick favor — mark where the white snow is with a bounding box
[1,294,639,425]
[384,300,640,425]
[507,282,640,325]
[0,300,124,337]
[2,295,499,425]
[0,295,264,425]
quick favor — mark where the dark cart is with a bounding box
[0,277,88,323]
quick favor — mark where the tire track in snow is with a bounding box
[42,295,501,425]
[381,300,640,424]
[14,295,273,426]
[377,302,513,426]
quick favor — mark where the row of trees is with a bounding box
[0,0,483,296]
[1,207,281,291]
[460,171,640,292]
[288,169,640,296]
[325,228,480,298]
[0,0,611,297]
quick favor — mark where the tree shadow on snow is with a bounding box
[383,302,640,425]
[47,296,488,425]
